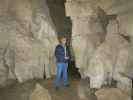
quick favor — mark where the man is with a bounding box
[54,36,69,90]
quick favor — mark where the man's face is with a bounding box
[61,38,67,45]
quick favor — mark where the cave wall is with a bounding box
[65,0,133,94]
[0,0,58,85]
[0,0,132,96]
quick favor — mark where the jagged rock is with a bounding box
[77,78,90,100]
[88,33,132,90]
[0,62,8,87]
[0,48,8,87]
[0,15,17,86]
[122,45,133,79]
[95,88,131,100]
[88,20,132,94]
[70,9,107,78]
[15,33,46,82]
[13,0,58,82]
[29,83,52,100]
[0,16,16,85]
[4,47,16,80]
[65,0,133,95]
[77,78,98,100]
[0,0,58,84]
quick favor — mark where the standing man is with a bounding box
[54,36,69,90]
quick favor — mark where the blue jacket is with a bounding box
[55,44,68,63]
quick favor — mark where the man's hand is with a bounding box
[65,56,69,60]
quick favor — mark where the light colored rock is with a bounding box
[77,78,98,100]
[15,33,46,82]
[13,0,58,82]
[0,0,58,84]
[114,45,132,94]
[123,45,133,79]
[0,15,16,86]
[4,47,16,80]
[65,2,95,18]
[0,48,8,87]
[66,1,107,79]
[77,78,90,100]
[88,20,132,92]
[65,0,133,95]
[88,34,131,89]
[95,88,131,100]
[29,83,52,100]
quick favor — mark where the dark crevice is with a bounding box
[120,34,131,43]
[46,0,80,79]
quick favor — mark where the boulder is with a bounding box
[29,83,52,100]
[95,88,131,100]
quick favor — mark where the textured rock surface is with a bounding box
[77,78,98,100]
[0,16,16,86]
[65,0,108,79]
[29,83,52,100]
[0,48,8,86]
[77,78,90,100]
[71,10,107,79]
[14,0,58,82]
[65,0,133,95]
[0,1,132,98]
[95,88,131,100]
[0,0,58,85]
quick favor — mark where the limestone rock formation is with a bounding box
[65,0,133,95]
[77,78,98,100]
[0,48,8,86]
[14,0,58,82]
[0,15,16,86]
[77,78,90,100]
[88,31,132,91]
[65,0,108,79]
[95,88,131,100]
[0,0,58,85]
[29,83,52,100]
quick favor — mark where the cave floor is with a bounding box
[0,78,81,100]
[0,78,130,100]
